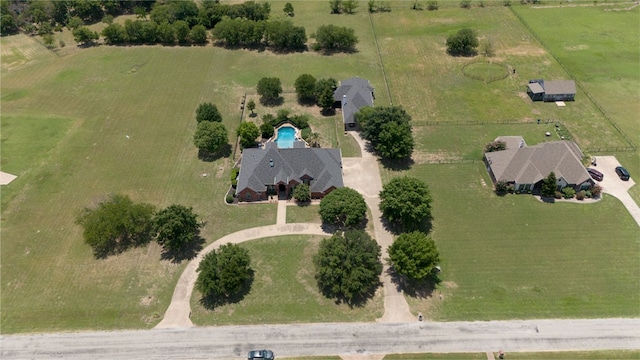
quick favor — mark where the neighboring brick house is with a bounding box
[236,142,344,202]
[333,77,374,130]
[527,80,576,102]
[484,137,593,193]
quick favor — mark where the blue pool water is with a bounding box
[276,126,296,148]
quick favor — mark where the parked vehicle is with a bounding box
[248,350,274,360]
[615,166,630,181]
[587,168,604,182]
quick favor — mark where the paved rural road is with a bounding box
[2,318,639,359]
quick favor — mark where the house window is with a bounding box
[518,184,528,191]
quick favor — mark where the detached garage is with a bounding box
[527,80,576,102]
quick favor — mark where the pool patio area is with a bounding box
[271,123,307,149]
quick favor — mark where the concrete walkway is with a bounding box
[155,223,331,329]
[344,131,415,322]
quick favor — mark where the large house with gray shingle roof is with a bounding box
[333,77,374,130]
[484,137,593,193]
[236,142,343,202]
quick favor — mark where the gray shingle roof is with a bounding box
[237,146,344,193]
[485,141,590,185]
[527,82,544,94]
[333,77,374,125]
[543,80,576,95]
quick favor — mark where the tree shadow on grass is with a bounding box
[160,232,206,264]
[92,232,153,259]
[320,279,382,309]
[198,144,232,162]
[259,97,284,107]
[380,157,414,171]
[379,214,432,236]
[387,266,441,299]
[320,108,336,117]
[199,269,255,310]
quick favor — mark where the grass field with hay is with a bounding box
[1,1,637,334]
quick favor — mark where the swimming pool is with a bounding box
[276,126,296,148]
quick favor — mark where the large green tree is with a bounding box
[237,121,260,149]
[256,77,283,104]
[76,194,155,258]
[379,176,432,231]
[295,74,317,104]
[72,26,99,45]
[194,121,228,154]
[196,243,252,300]
[189,24,208,44]
[153,204,200,252]
[196,102,222,123]
[355,106,414,160]
[314,230,382,304]
[388,231,440,282]
[375,121,414,159]
[319,187,367,228]
[313,24,358,52]
[541,171,557,198]
[314,78,338,111]
[446,28,479,56]
[102,22,128,44]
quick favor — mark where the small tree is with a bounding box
[293,184,311,203]
[562,187,576,199]
[153,204,200,252]
[460,0,472,8]
[102,23,128,44]
[314,78,338,111]
[256,77,283,105]
[196,243,252,300]
[194,121,228,154]
[379,176,432,231]
[283,2,294,16]
[73,26,99,45]
[314,230,382,304]
[189,24,208,44]
[42,33,55,48]
[319,187,367,228]
[330,0,343,13]
[446,28,479,56]
[480,38,495,57]
[196,103,222,123]
[237,121,260,149]
[295,74,317,104]
[541,171,557,198]
[388,231,440,283]
[76,194,155,258]
[427,1,439,10]
[313,24,358,52]
[484,140,506,153]
[246,99,256,115]
[260,122,274,139]
[342,0,359,14]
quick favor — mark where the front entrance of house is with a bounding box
[278,184,287,200]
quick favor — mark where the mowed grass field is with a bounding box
[1,1,638,334]
[380,163,639,320]
[190,236,384,326]
[0,1,388,333]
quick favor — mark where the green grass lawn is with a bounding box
[381,163,640,320]
[383,350,640,359]
[1,0,638,334]
[384,353,486,360]
[286,204,322,224]
[190,236,384,326]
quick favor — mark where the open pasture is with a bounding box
[1,0,637,334]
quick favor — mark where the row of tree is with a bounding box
[76,194,201,260]
[211,17,358,52]
[101,19,207,45]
